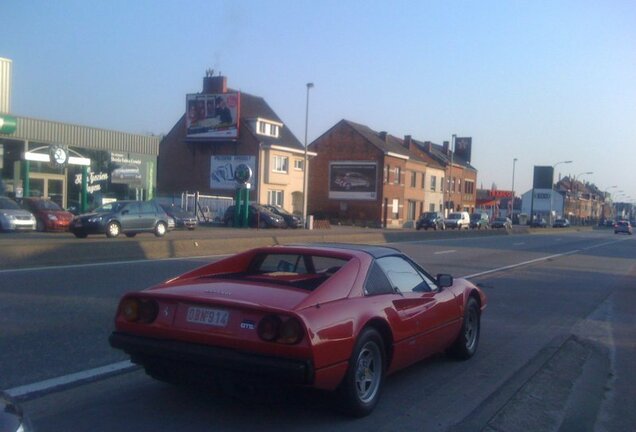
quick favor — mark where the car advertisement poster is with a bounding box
[186,93,240,139]
[210,155,256,189]
[110,152,143,186]
[329,162,377,200]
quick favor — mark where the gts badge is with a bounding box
[240,320,256,330]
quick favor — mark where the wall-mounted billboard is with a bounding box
[533,166,554,189]
[455,137,472,163]
[186,93,240,139]
[329,162,378,200]
[210,155,256,189]
[110,152,143,186]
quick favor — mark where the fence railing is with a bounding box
[181,192,234,223]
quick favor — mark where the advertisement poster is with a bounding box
[329,162,377,200]
[110,152,143,186]
[210,155,256,189]
[186,93,240,139]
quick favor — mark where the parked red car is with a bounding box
[21,198,74,232]
[109,244,486,417]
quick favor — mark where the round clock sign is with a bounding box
[234,164,253,184]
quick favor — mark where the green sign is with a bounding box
[0,115,17,134]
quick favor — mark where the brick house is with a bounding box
[158,75,314,216]
[308,119,443,228]
[412,140,478,214]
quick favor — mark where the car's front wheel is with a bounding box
[337,328,385,417]
[448,297,480,359]
[154,222,167,237]
[105,222,120,238]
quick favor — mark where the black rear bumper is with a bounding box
[109,332,313,385]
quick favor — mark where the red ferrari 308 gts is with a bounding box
[109,244,487,417]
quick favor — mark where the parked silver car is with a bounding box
[0,196,36,232]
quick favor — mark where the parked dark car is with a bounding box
[223,204,286,228]
[416,211,445,230]
[531,218,547,228]
[469,213,490,229]
[263,204,303,228]
[553,218,570,228]
[614,220,632,235]
[160,204,198,230]
[70,200,174,238]
[22,197,75,232]
[490,217,512,229]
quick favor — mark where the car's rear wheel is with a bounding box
[448,297,480,359]
[337,328,385,417]
[154,222,167,237]
[106,222,120,238]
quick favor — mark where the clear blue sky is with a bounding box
[3,0,635,202]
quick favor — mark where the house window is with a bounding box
[270,124,279,137]
[429,203,436,212]
[273,156,288,173]
[430,175,437,191]
[394,167,401,184]
[408,200,416,220]
[385,165,390,183]
[410,172,417,188]
[258,122,267,134]
[464,180,475,195]
[257,120,281,138]
[267,190,284,207]
[421,173,426,189]
[294,159,304,171]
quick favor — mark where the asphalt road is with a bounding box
[1,230,634,431]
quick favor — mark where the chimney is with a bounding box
[403,135,412,149]
[443,141,450,154]
[378,131,388,142]
[203,75,227,94]
[425,141,433,153]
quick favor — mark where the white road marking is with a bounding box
[434,250,457,255]
[6,361,138,400]
[0,253,231,275]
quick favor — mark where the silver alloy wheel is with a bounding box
[155,222,166,236]
[354,341,382,403]
[464,305,478,352]
[106,222,120,237]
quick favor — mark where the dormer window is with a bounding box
[255,118,283,138]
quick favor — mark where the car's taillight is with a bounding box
[257,315,304,344]
[278,317,304,344]
[120,298,158,323]
[257,315,281,341]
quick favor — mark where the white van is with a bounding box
[445,211,470,230]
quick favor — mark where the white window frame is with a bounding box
[267,190,284,207]
[273,155,289,173]
[294,159,304,171]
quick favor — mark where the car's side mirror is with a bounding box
[436,274,453,288]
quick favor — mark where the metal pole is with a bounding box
[511,158,517,221]
[302,82,314,228]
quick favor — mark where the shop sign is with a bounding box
[0,115,17,135]
[75,171,109,194]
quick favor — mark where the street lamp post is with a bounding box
[511,158,517,221]
[302,82,314,229]
[549,160,572,225]
[603,185,618,221]
[573,171,593,224]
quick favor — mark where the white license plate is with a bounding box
[186,306,229,327]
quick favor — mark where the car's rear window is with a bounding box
[209,253,351,291]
